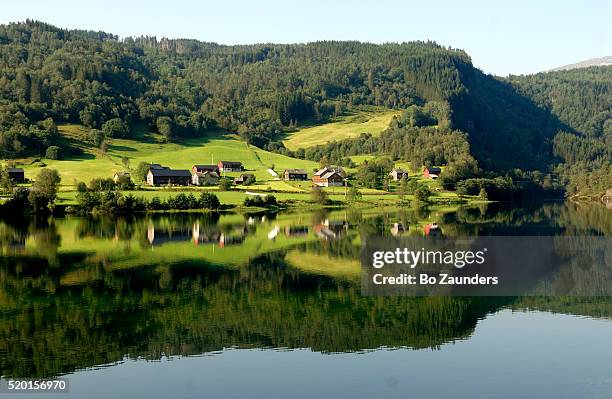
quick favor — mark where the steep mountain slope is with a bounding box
[508,67,611,195]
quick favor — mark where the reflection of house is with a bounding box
[390,223,406,236]
[219,234,244,247]
[191,222,221,244]
[146,165,191,186]
[285,225,309,237]
[233,174,255,185]
[8,168,24,183]
[424,223,442,237]
[283,169,308,181]
[192,171,219,186]
[113,171,130,183]
[268,225,280,240]
[217,161,242,172]
[423,167,441,179]
[389,169,408,181]
[314,219,348,240]
[147,224,192,245]
[313,168,345,187]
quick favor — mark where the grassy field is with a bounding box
[5,121,474,209]
[282,108,399,150]
[15,125,320,185]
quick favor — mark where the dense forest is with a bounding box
[509,68,611,196]
[0,21,610,196]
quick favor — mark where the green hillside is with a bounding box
[18,124,319,184]
[0,21,609,199]
[283,108,399,150]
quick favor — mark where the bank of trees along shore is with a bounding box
[0,21,610,197]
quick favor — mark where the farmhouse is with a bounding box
[423,167,442,179]
[192,170,220,186]
[283,168,308,181]
[313,168,345,187]
[146,167,191,186]
[7,168,24,183]
[192,164,219,175]
[389,169,408,181]
[233,173,255,185]
[217,161,242,172]
[315,166,347,178]
[113,171,130,183]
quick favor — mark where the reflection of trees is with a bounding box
[444,202,611,236]
[0,252,513,378]
[0,202,610,378]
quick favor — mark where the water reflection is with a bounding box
[0,201,610,378]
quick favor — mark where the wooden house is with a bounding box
[233,173,255,185]
[113,172,130,183]
[313,169,345,187]
[423,167,442,179]
[283,169,308,181]
[389,169,408,181]
[217,161,242,172]
[147,167,191,186]
[192,171,220,186]
[192,164,219,175]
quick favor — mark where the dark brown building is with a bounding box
[217,161,242,172]
[283,169,308,181]
[7,168,25,183]
[146,168,191,186]
[233,173,255,185]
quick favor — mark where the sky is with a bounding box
[1,0,610,76]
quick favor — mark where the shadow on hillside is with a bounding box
[177,130,238,147]
[109,145,138,152]
[452,67,573,171]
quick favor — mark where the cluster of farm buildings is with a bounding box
[6,164,441,187]
[134,161,353,187]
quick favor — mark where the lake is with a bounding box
[0,201,610,398]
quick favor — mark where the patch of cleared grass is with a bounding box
[283,108,399,150]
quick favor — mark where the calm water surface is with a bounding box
[0,202,610,398]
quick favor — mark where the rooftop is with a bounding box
[149,169,191,177]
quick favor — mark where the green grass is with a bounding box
[15,125,320,186]
[7,123,473,208]
[282,108,399,150]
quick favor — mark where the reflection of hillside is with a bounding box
[0,201,610,378]
[0,253,514,378]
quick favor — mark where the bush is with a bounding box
[311,187,329,205]
[413,185,432,204]
[219,179,232,191]
[347,186,362,201]
[243,195,278,208]
[45,146,60,160]
[244,174,256,185]
[88,129,105,147]
[115,175,135,190]
[88,177,115,191]
[199,192,220,209]
[135,162,151,182]
[102,118,129,138]
[76,181,88,193]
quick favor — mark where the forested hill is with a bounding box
[0,20,610,193]
[509,68,611,195]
